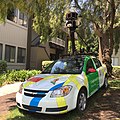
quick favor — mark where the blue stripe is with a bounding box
[30,97,42,107]
[49,82,64,91]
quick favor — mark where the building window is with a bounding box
[19,12,27,27]
[5,45,16,63]
[17,47,26,63]
[0,44,3,60]
[7,8,16,22]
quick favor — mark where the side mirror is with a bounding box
[88,68,96,73]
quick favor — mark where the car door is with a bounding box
[85,58,99,96]
[92,58,104,87]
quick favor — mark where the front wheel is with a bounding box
[77,90,87,112]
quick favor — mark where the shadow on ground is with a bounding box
[6,85,120,120]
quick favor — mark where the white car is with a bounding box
[16,55,108,114]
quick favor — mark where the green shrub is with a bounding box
[0,70,41,86]
[0,74,7,86]
[112,66,120,78]
[42,61,53,70]
[0,60,7,74]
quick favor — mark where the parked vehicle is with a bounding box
[16,54,108,114]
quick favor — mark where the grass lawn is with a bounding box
[3,79,120,120]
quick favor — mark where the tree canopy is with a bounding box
[0,0,70,42]
[0,0,120,57]
[0,0,119,49]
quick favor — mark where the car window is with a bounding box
[42,58,84,74]
[93,58,102,68]
[86,59,95,74]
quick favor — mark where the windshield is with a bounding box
[42,58,84,74]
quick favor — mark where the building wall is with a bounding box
[112,47,120,66]
[0,20,27,70]
[30,46,50,70]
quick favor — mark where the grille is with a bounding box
[24,89,48,98]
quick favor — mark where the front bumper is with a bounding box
[16,88,77,114]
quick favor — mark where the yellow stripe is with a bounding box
[59,110,68,114]
[56,97,66,107]
[56,97,67,114]
[63,75,81,90]
[23,81,34,88]
[84,73,88,87]
[101,68,106,76]
[23,75,63,88]
[43,74,63,80]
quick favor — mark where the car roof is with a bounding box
[60,53,98,60]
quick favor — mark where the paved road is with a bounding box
[0,82,22,96]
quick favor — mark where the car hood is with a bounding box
[23,74,72,91]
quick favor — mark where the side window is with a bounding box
[86,59,95,73]
[93,58,102,68]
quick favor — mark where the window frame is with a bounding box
[0,43,3,60]
[17,47,26,63]
[5,45,16,63]
[86,59,95,74]
[93,58,102,69]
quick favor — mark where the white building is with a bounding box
[0,9,66,70]
[112,47,120,66]
[0,9,27,70]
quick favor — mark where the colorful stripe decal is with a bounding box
[28,77,43,82]
[43,74,63,80]
[30,97,42,107]
[49,82,64,91]
[23,81,34,88]
[64,75,81,90]
[56,97,67,113]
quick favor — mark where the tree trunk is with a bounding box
[98,37,103,61]
[101,33,112,77]
[109,0,115,56]
[26,16,33,70]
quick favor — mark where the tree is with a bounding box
[74,0,120,76]
[0,0,119,73]
[0,0,69,69]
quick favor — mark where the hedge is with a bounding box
[0,60,7,74]
[0,70,41,86]
[112,66,120,78]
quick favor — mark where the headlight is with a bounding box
[18,83,23,94]
[50,85,72,98]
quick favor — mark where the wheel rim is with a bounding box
[78,93,86,111]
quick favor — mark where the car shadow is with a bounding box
[7,87,120,120]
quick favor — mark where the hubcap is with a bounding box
[78,93,86,111]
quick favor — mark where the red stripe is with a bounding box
[28,77,43,82]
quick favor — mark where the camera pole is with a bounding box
[66,12,78,55]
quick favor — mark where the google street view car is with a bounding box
[16,54,108,114]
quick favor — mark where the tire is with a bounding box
[103,76,108,88]
[77,89,87,112]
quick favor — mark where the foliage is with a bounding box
[78,0,119,53]
[112,66,120,78]
[42,60,53,70]
[0,0,119,52]
[0,0,69,42]
[109,79,120,88]
[0,60,7,74]
[0,70,41,86]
